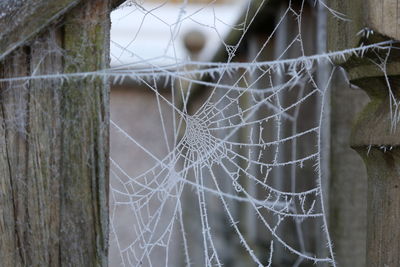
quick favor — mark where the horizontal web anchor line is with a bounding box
[0,41,395,83]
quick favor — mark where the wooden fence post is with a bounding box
[347,48,400,266]
[328,0,400,266]
[0,0,113,265]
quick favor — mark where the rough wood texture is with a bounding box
[0,0,111,265]
[0,47,33,267]
[0,34,66,267]
[328,0,400,265]
[60,0,111,265]
[0,0,125,61]
[0,0,80,61]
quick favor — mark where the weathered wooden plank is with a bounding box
[0,0,80,61]
[0,30,65,266]
[347,59,400,267]
[328,0,400,265]
[327,0,364,52]
[356,147,400,267]
[0,0,127,62]
[25,29,64,265]
[0,40,64,265]
[59,0,111,265]
[0,47,30,267]
[0,0,111,265]
[366,0,400,41]
[328,0,400,51]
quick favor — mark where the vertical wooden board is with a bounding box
[349,74,400,265]
[382,0,397,38]
[0,78,20,267]
[0,33,64,266]
[0,102,16,267]
[365,0,383,35]
[327,0,364,51]
[366,0,400,40]
[360,148,400,267]
[60,0,111,265]
[1,0,112,266]
[0,47,30,267]
[398,0,400,39]
[0,107,18,267]
[25,28,63,265]
[329,0,400,53]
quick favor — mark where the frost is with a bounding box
[0,0,396,266]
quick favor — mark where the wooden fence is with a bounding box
[328,0,400,266]
[0,0,122,265]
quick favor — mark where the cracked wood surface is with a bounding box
[0,0,111,265]
[0,0,125,61]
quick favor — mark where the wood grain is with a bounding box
[59,0,110,264]
[0,0,80,61]
[0,0,124,61]
[0,0,111,265]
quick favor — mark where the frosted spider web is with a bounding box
[107,1,396,267]
[0,0,397,266]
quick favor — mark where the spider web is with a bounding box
[0,0,396,266]
[105,1,398,266]
[107,1,343,266]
